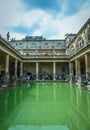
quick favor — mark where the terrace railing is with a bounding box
[22,55,69,59]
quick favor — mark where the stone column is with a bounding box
[69,62,73,82]
[75,59,81,84]
[85,54,89,79]
[75,59,81,76]
[15,60,17,79]
[36,62,39,80]
[5,54,9,74]
[5,54,9,83]
[53,62,56,80]
[20,62,23,77]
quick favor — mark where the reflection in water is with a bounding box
[36,83,39,103]
[53,83,56,102]
[0,82,90,130]
[26,83,30,88]
[8,125,69,130]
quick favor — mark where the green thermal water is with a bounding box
[0,82,90,130]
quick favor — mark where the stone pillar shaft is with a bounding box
[85,54,89,79]
[36,62,38,80]
[15,60,17,79]
[20,62,23,77]
[5,54,9,73]
[69,62,73,80]
[75,59,80,76]
[53,62,56,80]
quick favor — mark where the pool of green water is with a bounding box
[0,82,90,130]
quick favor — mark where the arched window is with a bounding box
[70,45,75,54]
[87,28,90,41]
[77,37,84,49]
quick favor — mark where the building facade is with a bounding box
[0,18,90,81]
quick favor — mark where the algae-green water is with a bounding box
[0,82,90,130]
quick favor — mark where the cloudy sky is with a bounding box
[0,0,90,40]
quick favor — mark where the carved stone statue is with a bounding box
[7,32,10,41]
